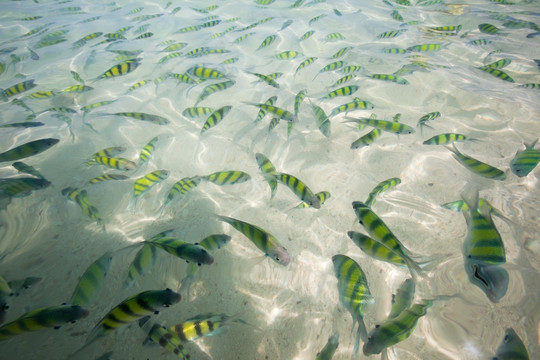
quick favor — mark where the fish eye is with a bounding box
[504,334,510,342]
[375,325,380,328]
[275,256,280,261]
[2,304,9,310]
[70,320,77,324]
[154,310,160,314]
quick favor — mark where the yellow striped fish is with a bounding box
[169,312,246,342]
[365,177,401,207]
[255,153,278,199]
[138,136,159,165]
[0,138,59,163]
[91,156,137,171]
[0,305,88,341]
[147,236,214,265]
[332,255,373,356]
[145,323,190,359]
[217,215,290,265]
[447,145,506,180]
[84,289,180,347]
[275,172,320,209]
[95,59,140,80]
[70,252,113,307]
[62,187,105,230]
[130,170,170,210]
[203,170,251,185]
[200,106,232,134]
[124,243,157,287]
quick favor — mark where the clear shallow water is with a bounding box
[0,0,539,359]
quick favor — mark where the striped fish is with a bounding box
[254,96,277,123]
[363,301,431,355]
[183,107,214,118]
[95,59,140,80]
[329,98,375,116]
[124,243,157,287]
[255,153,278,199]
[62,187,105,230]
[196,80,235,104]
[217,215,290,265]
[345,117,415,134]
[12,162,44,179]
[91,156,136,171]
[245,103,297,123]
[186,65,226,79]
[275,172,320,209]
[320,85,359,100]
[348,231,407,268]
[423,133,471,145]
[159,176,203,212]
[0,305,88,341]
[85,146,126,163]
[0,177,50,198]
[88,174,129,185]
[295,191,330,209]
[365,178,401,207]
[332,255,373,356]
[145,323,190,359]
[133,170,170,198]
[86,289,181,344]
[200,106,232,134]
[169,312,246,342]
[110,112,169,125]
[147,237,214,265]
[203,171,251,185]
[0,139,59,163]
[138,136,159,165]
[352,201,422,275]
[388,278,415,319]
[312,105,331,137]
[447,145,506,180]
[510,140,539,177]
[70,253,112,307]
[493,328,530,360]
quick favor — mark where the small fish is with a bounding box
[323,32,345,42]
[183,107,214,118]
[91,156,137,171]
[352,201,422,274]
[70,253,113,307]
[12,161,44,179]
[200,106,233,134]
[162,42,187,52]
[87,174,129,185]
[274,50,303,60]
[348,231,407,268]
[479,23,501,34]
[391,10,403,21]
[330,98,375,116]
[332,255,372,356]
[138,137,159,166]
[62,187,105,230]
[345,117,415,134]
[124,244,158,287]
[320,85,359,100]
[169,312,246,342]
[363,301,431,355]
[217,215,290,265]
[510,140,539,177]
[27,90,56,99]
[2,80,37,99]
[257,35,277,50]
[275,172,320,208]
[95,59,140,80]
[280,19,293,31]
[295,191,330,209]
[351,128,382,149]
[246,103,297,123]
[132,170,170,203]
[300,30,315,41]
[315,61,345,79]
[145,323,190,359]
[446,145,506,180]
[0,138,59,163]
[255,153,278,199]
[340,65,363,74]
[312,104,331,137]
[86,289,181,344]
[377,29,406,39]
[468,39,492,46]
[63,84,93,93]
[186,65,226,79]
[407,44,442,52]
[147,237,214,265]
[423,133,471,145]
[203,171,251,185]
[196,80,235,104]
[331,46,352,59]
[383,47,408,54]
[0,305,88,341]
[315,332,339,360]
[0,177,51,198]
[484,59,511,69]
[388,278,415,319]
[110,112,169,125]
[159,176,203,212]
[248,72,279,88]
[365,177,401,207]
[493,328,530,360]
[86,147,126,165]
[158,52,182,64]
[370,74,408,85]
[295,57,317,74]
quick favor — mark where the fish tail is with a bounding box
[179,272,195,299]
[404,255,425,280]
[353,317,368,356]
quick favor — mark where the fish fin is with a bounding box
[403,255,425,280]
[525,139,539,149]
[353,316,368,356]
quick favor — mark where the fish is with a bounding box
[254,96,277,123]
[255,153,278,199]
[468,39,492,46]
[484,59,511,69]
[0,177,51,199]
[81,100,115,114]
[138,136,159,166]
[352,201,422,274]
[217,215,290,265]
[299,30,315,41]
[351,128,382,149]
[85,289,181,344]
[365,177,401,207]
[124,243,158,287]
[147,237,214,265]
[162,42,188,52]
[370,74,408,85]
[183,107,214,118]
[323,32,345,41]
[363,301,431,355]
[0,138,59,163]
[345,117,415,134]
[493,328,530,360]
[62,187,105,230]
[274,50,303,60]
[377,29,406,39]
[446,145,506,180]
[144,323,190,359]
[423,133,471,145]
[63,85,93,93]
[407,44,442,52]
[87,174,129,185]
[315,332,339,360]
[0,305,88,341]
[442,198,509,222]
[109,112,170,125]
[294,90,306,118]
[478,66,514,83]
[295,57,317,75]
[332,255,373,356]
[203,171,251,185]
[169,312,247,342]
[312,105,331,137]
[257,35,277,50]
[348,231,407,268]
[27,90,56,99]
[196,80,235,104]
[510,140,539,177]
[2,80,37,99]
[329,98,375,116]
[200,106,233,134]
[70,252,113,307]
[11,161,44,179]
[320,85,359,100]
[95,59,140,80]
[274,172,320,209]
[248,72,279,88]
[186,65,226,79]
[295,191,330,209]
[86,147,126,165]
[479,23,501,34]
[245,103,297,123]
[90,156,137,171]
[388,278,415,319]
[159,176,203,213]
[315,61,345,79]
[158,52,183,64]
[132,170,170,204]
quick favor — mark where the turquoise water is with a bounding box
[0,0,539,359]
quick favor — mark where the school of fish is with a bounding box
[0,0,539,359]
